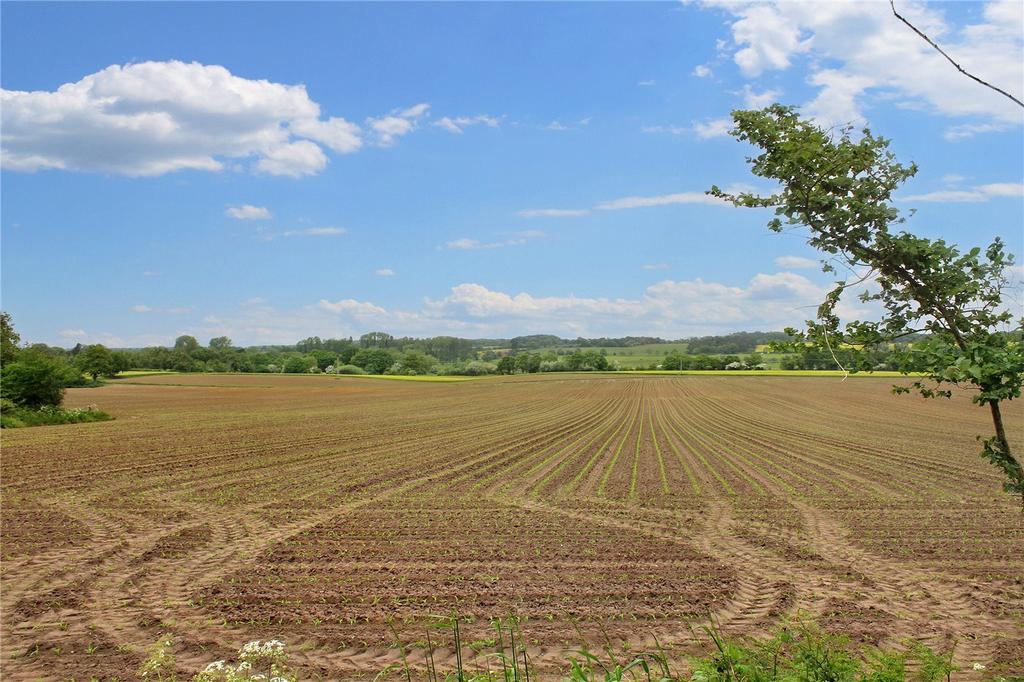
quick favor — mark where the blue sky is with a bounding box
[2,1,1022,346]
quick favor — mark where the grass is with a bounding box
[335,374,478,383]
[618,369,919,377]
[113,369,180,378]
[1,403,113,428]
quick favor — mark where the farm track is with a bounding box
[2,373,1021,680]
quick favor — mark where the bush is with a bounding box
[0,350,73,407]
[1,403,113,428]
[334,364,366,375]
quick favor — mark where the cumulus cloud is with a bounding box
[433,115,500,134]
[693,65,712,78]
[707,0,1024,131]
[691,118,733,139]
[774,255,819,269]
[225,204,271,220]
[901,181,1024,203]
[367,103,430,146]
[131,304,153,313]
[375,268,395,277]
[317,298,388,315]
[741,84,781,108]
[1,60,363,176]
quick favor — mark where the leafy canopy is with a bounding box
[710,105,1023,500]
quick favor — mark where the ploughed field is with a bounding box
[2,373,1022,680]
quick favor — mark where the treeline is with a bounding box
[507,334,666,351]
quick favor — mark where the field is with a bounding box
[1,373,1022,680]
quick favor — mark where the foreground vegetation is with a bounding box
[138,619,994,682]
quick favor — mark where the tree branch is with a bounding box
[890,1,1024,108]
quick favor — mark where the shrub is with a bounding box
[334,364,367,375]
[1,403,113,428]
[0,350,72,407]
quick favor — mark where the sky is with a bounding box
[2,1,1022,347]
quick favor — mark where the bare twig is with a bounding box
[890,0,1024,108]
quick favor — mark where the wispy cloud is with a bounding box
[444,237,527,250]
[596,191,725,211]
[225,204,271,220]
[641,125,688,135]
[901,182,1024,203]
[637,79,656,86]
[774,255,818,269]
[366,103,430,147]
[693,65,712,78]
[642,263,670,270]
[375,268,395,277]
[280,226,348,237]
[433,115,501,134]
[517,208,590,218]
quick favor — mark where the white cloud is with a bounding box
[57,329,128,347]
[433,115,500,134]
[317,298,388,315]
[375,268,395,277]
[280,226,347,237]
[596,191,726,210]
[225,204,271,220]
[641,125,688,135]
[517,208,590,218]
[131,304,153,313]
[692,118,733,139]
[131,304,191,314]
[511,230,547,239]
[741,84,781,108]
[546,121,570,131]
[693,65,713,78]
[638,80,657,86]
[444,237,527,250]
[707,1,1024,130]
[901,181,1024,203]
[143,271,160,277]
[367,103,430,146]
[1,60,364,176]
[943,122,1013,140]
[642,263,670,270]
[774,255,819,269]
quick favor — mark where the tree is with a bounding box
[174,335,200,354]
[396,350,437,375]
[209,336,233,350]
[1,312,20,366]
[711,105,1023,505]
[351,348,394,374]
[76,344,117,380]
[0,349,70,407]
[496,356,516,375]
[359,331,393,349]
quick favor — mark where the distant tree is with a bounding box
[174,335,200,354]
[496,356,516,375]
[283,355,314,374]
[1,312,20,366]
[396,350,437,375]
[209,336,233,350]
[711,105,1024,505]
[351,348,394,374]
[309,350,338,371]
[1,349,70,408]
[295,336,323,353]
[76,344,117,380]
[359,332,394,349]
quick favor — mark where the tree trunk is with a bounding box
[990,401,1023,509]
